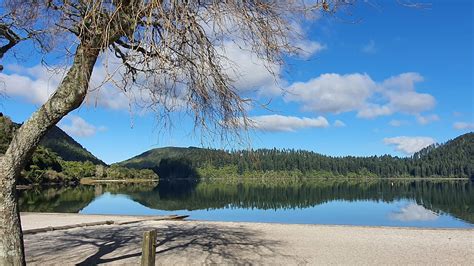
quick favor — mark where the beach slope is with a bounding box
[21,213,473,265]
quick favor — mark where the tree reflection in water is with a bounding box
[18,179,473,224]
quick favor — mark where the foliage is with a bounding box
[61,161,97,179]
[104,165,158,180]
[0,115,157,183]
[40,126,105,165]
[0,115,104,164]
[0,115,14,154]
[120,133,474,179]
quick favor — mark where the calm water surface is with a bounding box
[18,179,474,228]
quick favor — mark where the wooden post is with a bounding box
[141,230,157,266]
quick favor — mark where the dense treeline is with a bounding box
[121,133,474,179]
[20,148,157,184]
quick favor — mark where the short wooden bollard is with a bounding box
[141,230,157,266]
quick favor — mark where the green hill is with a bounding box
[119,146,226,169]
[39,124,105,165]
[0,114,105,165]
[1,114,157,184]
[118,133,474,179]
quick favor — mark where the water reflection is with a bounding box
[18,179,474,227]
[389,204,439,222]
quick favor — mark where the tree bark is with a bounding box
[0,43,99,265]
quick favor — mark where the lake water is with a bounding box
[18,179,474,228]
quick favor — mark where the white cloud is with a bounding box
[453,121,474,130]
[285,72,436,120]
[288,21,326,60]
[221,33,325,94]
[389,203,438,222]
[361,40,376,54]
[59,115,106,137]
[285,73,376,113]
[247,114,329,132]
[220,41,281,95]
[382,72,424,91]
[294,40,326,59]
[333,120,346,127]
[383,136,436,155]
[0,65,63,104]
[357,104,392,119]
[386,90,435,114]
[416,114,439,125]
[0,62,131,110]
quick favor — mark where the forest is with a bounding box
[121,133,474,179]
[2,114,473,182]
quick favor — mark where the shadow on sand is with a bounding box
[25,222,295,265]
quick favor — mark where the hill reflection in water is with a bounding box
[18,179,473,228]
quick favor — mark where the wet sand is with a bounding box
[21,213,474,265]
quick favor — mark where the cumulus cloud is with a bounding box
[247,114,329,132]
[383,136,436,155]
[333,120,346,127]
[285,72,436,120]
[220,41,281,95]
[0,65,63,104]
[381,72,424,91]
[0,62,131,110]
[361,40,376,54]
[416,114,439,125]
[220,25,325,94]
[386,90,435,114]
[389,203,438,222]
[357,104,392,119]
[285,73,376,113]
[60,115,106,137]
[453,121,474,130]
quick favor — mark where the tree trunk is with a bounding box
[0,43,99,265]
[0,156,24,266]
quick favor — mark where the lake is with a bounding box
[18,179,473,228]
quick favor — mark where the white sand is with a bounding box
[21,213,474,265]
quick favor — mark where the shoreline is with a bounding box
[16,176,472,189]
[22,213,474,265]
[21,212,474,232]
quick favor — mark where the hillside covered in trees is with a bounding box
[0,114,104,165]
[0,114,157,184]
[119,133,474,179]
[3,113,472,182]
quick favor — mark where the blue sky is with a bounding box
[1,1,473,164]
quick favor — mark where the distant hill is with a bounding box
[0,114,105,165]
[118,133,474,179]
[119,146,225,169]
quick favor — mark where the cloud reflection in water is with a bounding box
[390,203,439,222]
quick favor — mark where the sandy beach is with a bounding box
[21,213,473,265]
